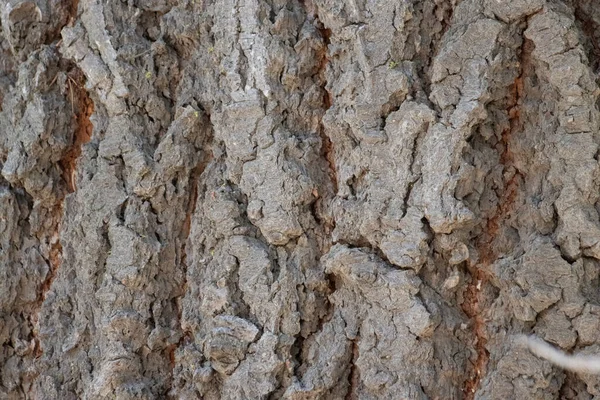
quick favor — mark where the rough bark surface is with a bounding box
[2,0,600,398]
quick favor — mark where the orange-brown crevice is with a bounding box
[32,68,94,358]
[28,0,89,370]
[32,205,63,358]
[59,68,94,193]
[461,40,530,398]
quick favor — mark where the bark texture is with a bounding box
[2,0,600,398]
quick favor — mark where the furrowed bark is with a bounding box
[2,0,600,399]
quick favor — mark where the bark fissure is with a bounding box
[58,68,94,193]
[30,68,94,365]
[4,0,600,398]
[8,0,94,369]
[168,122,214,390]
[574,1,600,72]
[314,8,337,196]
[462,37,530,399]
[344,337,360,400]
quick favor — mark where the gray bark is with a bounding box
[1,0,600,398]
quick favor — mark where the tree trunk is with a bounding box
[1,0,600,398]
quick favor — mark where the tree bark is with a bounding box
[1,0,600,398]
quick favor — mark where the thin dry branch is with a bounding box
[518,335,600,374]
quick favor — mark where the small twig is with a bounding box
[68,78,74,115]
[48,74,59,88]
[65,75,82,115]
[131,49,151,60]
[518,335,600,374]
[66,75,81,88]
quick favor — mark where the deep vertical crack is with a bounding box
[313,6,337,196]
[24,0,92,363]
[344,337,360,400]
[573,1,600,73]
[58,67,94,193]
[30,0,92,351]
[461,37,530,399]
[31,204,63,359]
[31,65,93,363]
[167,115,213,394]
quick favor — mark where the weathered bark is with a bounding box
[2,0,600,398]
